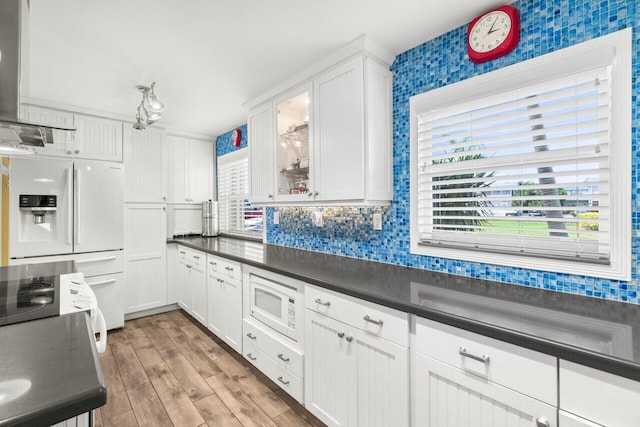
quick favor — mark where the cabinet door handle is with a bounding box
[459,347,490,364]
[363,315,384,326]
[268,194,273,199]
[246,333,257,340]
[277,376,290,385]
[277,353,290,362]
[247,353,257,361]
[345,336,353,343]
[535,417,550,427]
[314,191,319,197]
[315,298,331,307]
[337,332,345,339]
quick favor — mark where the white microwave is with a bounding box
[249,274,300,342]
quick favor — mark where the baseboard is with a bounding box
[124,303,180,321]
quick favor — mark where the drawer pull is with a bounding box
[193,255,200,259]
[225,266,233,272]
[247,353,257,361]
[76,255,117,264]
[209,262,217,266]
[337,332,345,339]
[459,347,490,364]
[246,333,257,340]
[277,376,290,385]
[315,298,331,307]
[345,336,353,343]
[535,417,550,427]
[363,315,384,326]
[277,353,290,362]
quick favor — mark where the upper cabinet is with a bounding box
[21,105,123,161]
[123,126,167,203]
[74,114,123,162]
[247,40,393,206]
[167,135,215,204]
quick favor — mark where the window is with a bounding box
[410,29,631,280]
[218,148,263,238]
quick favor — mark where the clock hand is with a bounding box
[487,19,499,34]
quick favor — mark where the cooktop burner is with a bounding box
[0,275,60,326]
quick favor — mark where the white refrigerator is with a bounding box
[9,157,124,258]
[7,157,125,330]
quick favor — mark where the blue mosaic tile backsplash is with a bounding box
[216,124,248,157]
[218,0,640,304]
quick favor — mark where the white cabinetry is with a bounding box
[206,255,242,352]
[248,102,275,203]
[20,106,123,161]
[248,54,392,206]
[167,135,215,203]
[414,318,557,427]
[123,127,167,203]
[305,285,409,427]
[560,360,640,427]
[176,246,207,326]
[73,114,123,161]
[20,104,75,157]
[124,204,166,314]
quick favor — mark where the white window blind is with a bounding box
[218,149,263,237]
[417,66,612,263]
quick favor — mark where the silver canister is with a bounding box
[202,200,219,237]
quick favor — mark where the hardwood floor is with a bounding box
[94,310,325,427]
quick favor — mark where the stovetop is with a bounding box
[0,275,60,326]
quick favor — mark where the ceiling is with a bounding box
[26,0,508,138]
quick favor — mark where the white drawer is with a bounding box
[560,360,640,427]
[416,317,557,406]
[243,339,303,403]
[178,246,205,267]
[73,251,124,276]
[243,319,303,377]
[207,254,241,281]
[305,285,409,346]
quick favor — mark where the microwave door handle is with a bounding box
[66,167,72,245]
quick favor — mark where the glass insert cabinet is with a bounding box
[275,84,312,201]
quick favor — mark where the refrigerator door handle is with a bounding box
[75,168,81,245]
[66,167,73,245]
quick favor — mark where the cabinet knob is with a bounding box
[535,417,550,427]
[268,194,273,199]
[345,336,353,343]
[162,196,166,201]
[66,150,72,155]
[314,191,319,197]
[74,149,80,154]
[307,191,313,197]
[337,332,345,339]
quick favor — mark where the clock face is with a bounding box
[469,11,512,53]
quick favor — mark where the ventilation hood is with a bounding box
[0,0,75,155]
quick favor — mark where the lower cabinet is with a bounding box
[176,246,207,326]
[50,411,90,427]
[415,354,556,427]
[206,254,242,353]
[304,286,409,427]
[415,317,557,427]
[560,360,640,427]
[124,203,167,314]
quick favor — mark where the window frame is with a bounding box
[409,29,631,280]
[217,148,264,240]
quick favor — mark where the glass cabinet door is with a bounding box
[275,85,312,200]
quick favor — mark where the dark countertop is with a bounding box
[0,262,107,427]
[171,236,640,382]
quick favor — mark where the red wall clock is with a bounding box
[232,128,242,147]
[468,5,520,63]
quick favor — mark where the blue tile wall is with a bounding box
[216,124,248,157]
[220,0,640,304]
